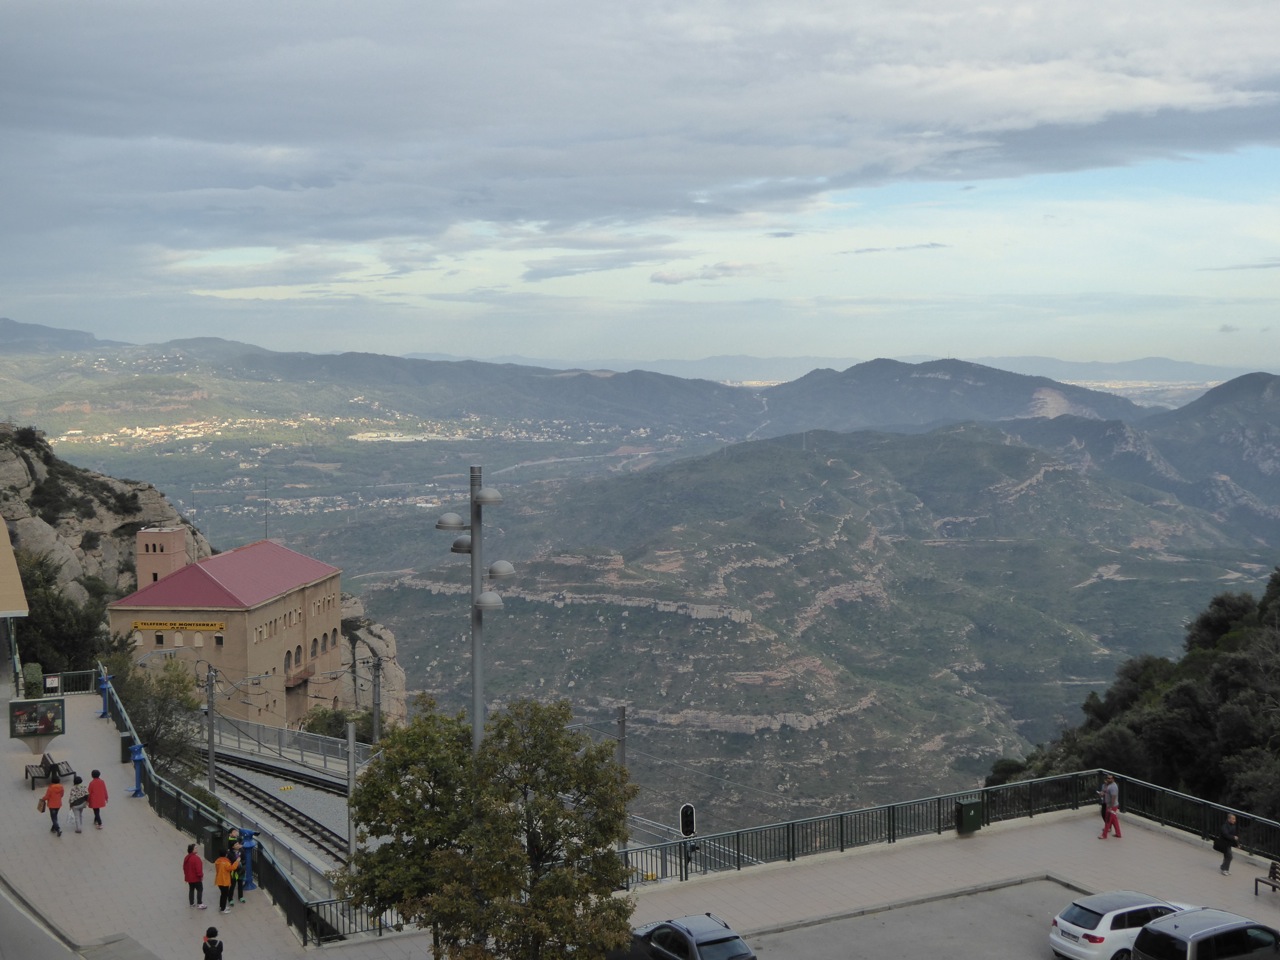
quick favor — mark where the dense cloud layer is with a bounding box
[2,1,1278,362]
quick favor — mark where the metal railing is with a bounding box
[94,665,332,945]
[620,770,1280,887]
[210,713,372,773]
[38,665,1280,941]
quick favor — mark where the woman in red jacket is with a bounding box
[87,769,108,829]
[184,843,207,908]
[42,773,64,837]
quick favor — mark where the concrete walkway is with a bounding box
[5,691,1280,958]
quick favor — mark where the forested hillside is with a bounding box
[994,567,1280,818]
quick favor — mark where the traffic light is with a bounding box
[679,802,696,838]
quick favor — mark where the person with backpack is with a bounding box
[202,925,224,959]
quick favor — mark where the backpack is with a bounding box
[202,936,223,960]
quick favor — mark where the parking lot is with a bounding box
[749,879,1079,960]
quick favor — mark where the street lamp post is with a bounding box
[437,465,514,753]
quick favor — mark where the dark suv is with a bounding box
[615,914,756,960]
[1133,908,1279,960]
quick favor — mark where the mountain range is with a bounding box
[2,318,1279,830]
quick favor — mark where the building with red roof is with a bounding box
[108,529,345,729]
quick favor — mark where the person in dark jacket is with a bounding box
[1218,814,1240,875]
[202,925,224,959]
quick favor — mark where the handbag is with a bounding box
[71,795,88,809]
[37,797,46,813]
[1212,837,1229,853]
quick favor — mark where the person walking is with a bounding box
[67,774,89,833]
[87,769,108,829]
[184,843,207,909]
[202,925,224,960]
[214,847,239,914]
[1216,813,1240,875]
[1098,774,1122,839]
[41,773,64,837]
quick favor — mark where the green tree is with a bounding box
[337,697,636,960]
[991,568,1280,819]
[300,705,375,743]
[14,548,111,672]
[104,651,202,777]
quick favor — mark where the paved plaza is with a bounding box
[5,691,1280,959]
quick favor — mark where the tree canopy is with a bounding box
[103,651,203,778]
[992,566,1280,817]
[337,697,637,960]
[14,548,112,673]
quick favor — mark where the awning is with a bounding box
[0,521,29,618]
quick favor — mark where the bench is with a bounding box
[1256,862,1280,896]
[24,753,74,790]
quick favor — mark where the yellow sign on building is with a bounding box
[132,621,226,631]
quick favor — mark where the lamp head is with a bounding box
[475,487,503,506]
[436,512,466,531]
[488,560,515,579]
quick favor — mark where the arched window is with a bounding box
[285,650,293,672]
[320,633,327,653]
[295,643,303,664]
[311,638,318,658]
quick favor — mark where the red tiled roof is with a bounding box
[109,540,340,611]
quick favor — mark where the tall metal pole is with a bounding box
[347,720,357,859]
[206,666,217,793]
[371,656,382,744]
[469,465,485,754]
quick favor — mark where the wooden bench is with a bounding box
[24,753,74,790]
[1255,861,1280,896]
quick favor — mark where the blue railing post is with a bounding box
[98,672,113,718]
[242,828,258,891]
[129,743,146,797]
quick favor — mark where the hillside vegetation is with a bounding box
[999,568,1280,820]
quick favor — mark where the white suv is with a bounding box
[1051,890,1187,960]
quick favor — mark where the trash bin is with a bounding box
[119,732,134,764]
[203,825,222,863]
[956,798,983,834]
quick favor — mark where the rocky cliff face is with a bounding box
[0,424,212,606]
[1,424,408,728]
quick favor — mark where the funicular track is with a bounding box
[211,764,349,865]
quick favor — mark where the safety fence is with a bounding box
[40,668,1280,943]
[619,770,1279,887]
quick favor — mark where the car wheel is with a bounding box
[1110,950,1131,960]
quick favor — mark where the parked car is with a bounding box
[1050,890,1188,960]
[613,914,756,960]
[1133,908,1279,960]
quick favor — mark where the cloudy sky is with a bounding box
[2,1,1278,366]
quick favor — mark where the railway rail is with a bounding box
[214,766,350,864]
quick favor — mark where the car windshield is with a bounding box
[1060,904,1106,931]
[1134,929,1188,960]
[699,936,754,960]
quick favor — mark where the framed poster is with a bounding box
[9,698,65,738]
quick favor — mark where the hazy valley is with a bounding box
[3,320,1279,831]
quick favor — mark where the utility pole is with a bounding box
[206,667,217,793]
[617,705,626,772]
[370,656,382,744]
[346,721,357,859]
[349,634,359,708]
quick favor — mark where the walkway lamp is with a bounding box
[436,465,514,753]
